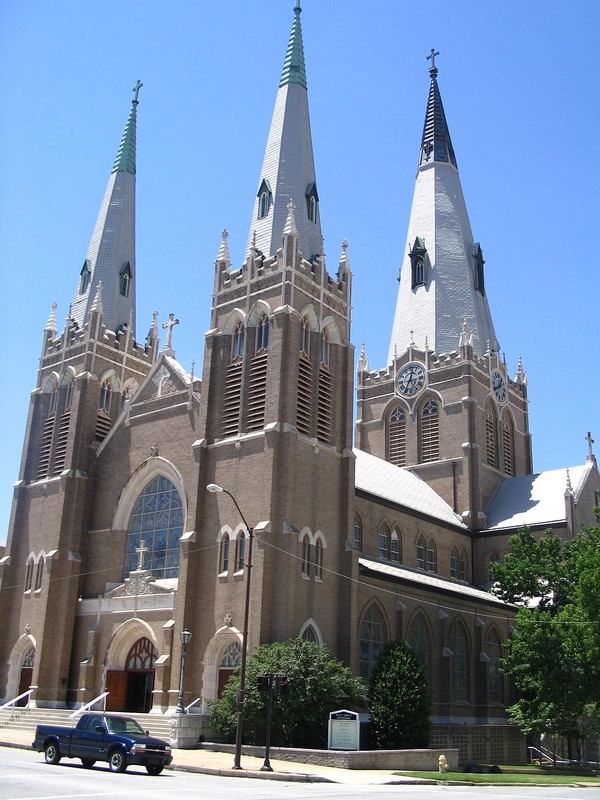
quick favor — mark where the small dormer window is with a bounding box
[119,262,132,297]
[473,243,485,295]
[257,179,272,220]
[79,260,91,294]
[305,182,319,223]
[409,237,428,289]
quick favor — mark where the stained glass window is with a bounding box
[124,475,183,579]
[359,604,386,682]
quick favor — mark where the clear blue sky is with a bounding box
[1,1,599,545]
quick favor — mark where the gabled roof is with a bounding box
[354,448,466,528]
[484,463,592,531]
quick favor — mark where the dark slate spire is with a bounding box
[419,50,457,168]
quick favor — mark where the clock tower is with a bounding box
[356,56,532,528]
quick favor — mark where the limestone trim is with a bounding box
[103,617,159,671]
[5,633,36,704]
[201,625,244,706]
[112,456,187,533]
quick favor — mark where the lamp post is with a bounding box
[207,483,253,770]
[175,628,192,714]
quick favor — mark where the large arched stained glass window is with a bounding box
[359,604,386,682]
[124,475,183,579]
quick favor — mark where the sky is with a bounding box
[1,0,599,546]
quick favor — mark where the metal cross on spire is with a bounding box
[132,80,143,103]
[427,48,440,74]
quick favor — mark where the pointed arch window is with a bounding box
[257,179,272,220]
[426,539,437,573]
[126,637,157,671]
[231,321,245,362]
[484,629,503,704]
[416,534,426,570]
[255,313,269,353]
[419,398,439,462]
[449,621,470,702]
[24,557,34,592]
[314,538,324,581]
[79,260,91,295]
[359,604,386,682]
[407,613,430,670]
[301,535,311,577]
[300,317,310,357]
[391,529,401,563]
[486,401,498,468]
[219,534,230,574]
[378,524,389,560]
[409,237,428,289]
[119,262,132,297]
[450,546,459,579]
[353,514,363,550]
[320,329,330,367]
[388,405,406,466]
[301,624,319,644]
[124,475,183,580]
[235,532,245,573]
[473,243,485,296]
[488,553,500,582]
[34,557,45,592]
[305,182,319,223]
[48,383,59,417]
[502,414,515,476]
[99,379,112,414]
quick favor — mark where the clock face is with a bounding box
[396,363,426,396]
[491,369,507,404]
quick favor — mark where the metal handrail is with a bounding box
[0,689,35,718]
[184,697,202,713]
[68,691,110,719]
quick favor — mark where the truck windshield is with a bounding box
[106,717,145,735]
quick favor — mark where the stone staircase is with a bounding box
[0,706,174,742]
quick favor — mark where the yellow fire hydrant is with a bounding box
[438,754,449,773]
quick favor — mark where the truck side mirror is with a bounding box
[95,726,105,733]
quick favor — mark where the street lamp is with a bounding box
[207,483,253,770]
[175,628,192,714]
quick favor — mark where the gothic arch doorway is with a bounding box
[106,636,157,713]
[17,646,35,706]
[217,641,241,698]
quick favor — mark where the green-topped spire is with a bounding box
[280,4,306,88]
[112,80,142,175]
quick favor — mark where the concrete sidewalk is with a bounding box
[0,727,433,784]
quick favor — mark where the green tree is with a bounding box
[369,640,430,749]
[210,638,365,748]
[491,524,600,749]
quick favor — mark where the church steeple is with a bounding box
[387,54,497,362]
[70,82,141,336]
[245,4,323,262]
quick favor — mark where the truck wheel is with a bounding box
[81,758,96,768]
[108,748,127,773]
[44,741,61,765]
[146,764,164,775]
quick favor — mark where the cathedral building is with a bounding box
[1,4,598,759]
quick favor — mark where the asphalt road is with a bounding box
[0,747,596,800]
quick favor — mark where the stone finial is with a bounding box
[283,198,299,238]
[147,310,159,342]
[217,228,231,267]
[459,316,473,348]
[339,239,351,274]
[586,431,595,460]
[514,354,527,385]
[90,282,103,314]
[45,302,58,333]
[150,442,159,457]
[356,341,370,375]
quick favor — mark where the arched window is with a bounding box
[23,646,35,668]
[79,260,91,294]
[502,413,515,476]
[353,514,363,550]
[305,183,319,223]
[220,641,241,668]
[419,398,439,462]
[459,550,467,581]
[126,637,157,671]
[426,538,437,573]
[99,379,112,414]
[24,557,34,592]
[231,321,245,362]
[48,383,59,417]
[391,529,401,563]
[315,538,324,581]
[449,621,470,702]
[388,406,406,467]
[219,534,230,574]
[359,604,386,682]
[416,535,425,570]
[64,377,74,411]
[407,613,430,670]
[320,329,330,367]
[301,624,319,643]
[486,401,498,467]
[235,533,245,573]
[124,475,183,579]
[378,524,389,560]
[484,629,503,704]
[119,262,132,297]
[257,179,272,220]
[34,557,45,591]
[255,314,269,353]
[488,553,500,583]
[300,317,310,356]
[301,535,311,577]
[450,547,459,578]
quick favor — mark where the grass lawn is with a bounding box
[394,768,600,785]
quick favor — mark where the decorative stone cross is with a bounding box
[586,431,595,457]
[132,80,143,102]
[162,313,179,350]
[427,48,440,71]
[135,540,148,571]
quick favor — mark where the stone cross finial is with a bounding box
[132,80,143,103]
[162,313,179,350]
[586,431,595,457]
[135,539,148,571]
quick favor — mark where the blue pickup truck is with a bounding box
[32,712,173,775]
